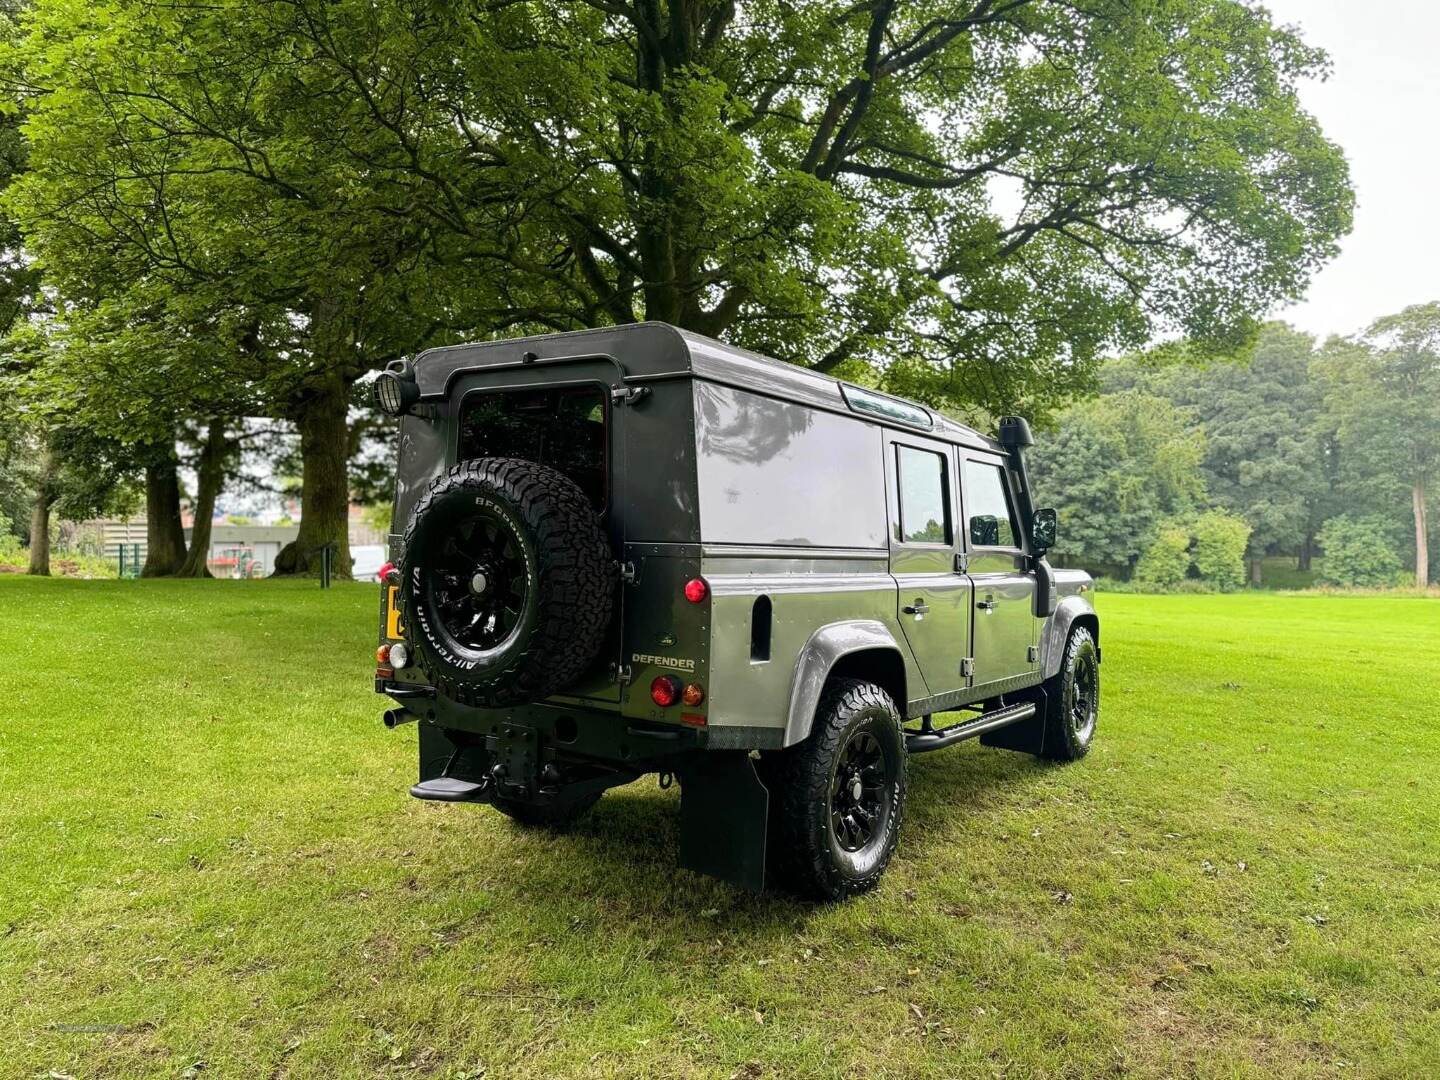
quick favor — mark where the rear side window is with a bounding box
[458,386,607,509]
[896,446,950,544]
[963,460,1019,548]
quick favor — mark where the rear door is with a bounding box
[887,437,972,703]
[452,361,627,703]
[959,454,1038,694]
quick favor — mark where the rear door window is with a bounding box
[896,446,951,545]
[458,385,607,509]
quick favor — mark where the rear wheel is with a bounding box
[768,679,907,901]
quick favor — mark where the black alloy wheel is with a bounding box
[830,729,888,853]
[426,509,531,655]
[767,679,907,901]
[399,457,615,707]
[1041,625,1099,761]
[1068,643,1098,745]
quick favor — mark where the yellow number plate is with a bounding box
[386,585,405,640]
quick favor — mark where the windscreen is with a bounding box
[457,385,608,509]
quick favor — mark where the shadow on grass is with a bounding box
[439,740,1058,931]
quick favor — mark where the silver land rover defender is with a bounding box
[372,322,1099,900]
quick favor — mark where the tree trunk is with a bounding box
[1415,475,1430,588]
[176,420,228,578]
[273,372,352,579]
[1298,535,1313,571]
[141,451,187,577]
[1249,556,1263,587]
[26,438,56,575]
[27,491,51,576]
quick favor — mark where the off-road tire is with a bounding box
[1041,626,1099,761]
[399,457,615,707]
[492,792,602,828]
[768,679,907,901]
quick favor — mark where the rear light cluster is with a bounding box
[650,675,704,709]
[375,642,408,671]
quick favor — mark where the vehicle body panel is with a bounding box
[884,432,973,702]
[380,322,1095,758]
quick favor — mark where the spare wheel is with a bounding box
[398,457,616,707]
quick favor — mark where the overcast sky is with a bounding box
[1261,0,1440,340]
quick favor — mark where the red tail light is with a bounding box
[378,561,396,585]
[683,578,708,603]
[650,675,682,707]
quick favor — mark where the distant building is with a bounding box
[187,524,300,578]
[91,508,381,576]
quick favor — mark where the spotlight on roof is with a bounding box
[373,359,420,416]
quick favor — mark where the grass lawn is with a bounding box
[2,580,1438,1079]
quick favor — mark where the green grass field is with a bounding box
[2,580,1438,1079]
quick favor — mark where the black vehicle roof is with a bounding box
[412,321,1001,452]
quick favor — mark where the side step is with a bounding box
[905,701,1037,754]
[410,777,491,802]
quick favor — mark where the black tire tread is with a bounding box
[766,678,907,901]
[400,457,615,707]
[1040,626,1098,761]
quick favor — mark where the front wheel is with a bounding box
[1041,626,1099,761]
[768,679,907,901]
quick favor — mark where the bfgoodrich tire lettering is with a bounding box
[768,679,907,901]
[399,457,615,707]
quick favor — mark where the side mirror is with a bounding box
[969,515,1000,547]
[1031,507,1057,552]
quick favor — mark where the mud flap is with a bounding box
[979,687,1053,756]
[677,752,769,893]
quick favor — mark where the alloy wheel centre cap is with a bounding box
[470,571,489,595]
[849,775,863,801]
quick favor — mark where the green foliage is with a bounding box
[5,0,1354,422]
[1314,304,1440,586]
[1105,324,1332,571]
[362,502,393,536]
[1191,510,1252,589]
[0,512,18,558]
[1316,515,1406,588]
[1135,522,1192,588]
[1030,391,1206,574]
[1059,317,1436,588]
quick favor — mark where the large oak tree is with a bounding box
[6,0,1352,560]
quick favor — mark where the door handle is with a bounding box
[903,601,930,616]
[976,597,997,612]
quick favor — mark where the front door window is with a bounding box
[962,456,1036,689]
